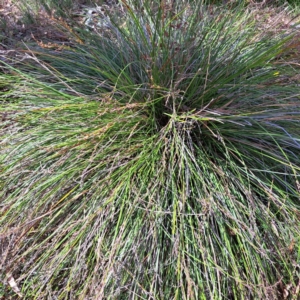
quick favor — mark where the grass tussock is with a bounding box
[1,0,300,299]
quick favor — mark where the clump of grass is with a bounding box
[1,0,300,299]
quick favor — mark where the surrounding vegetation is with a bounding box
[1,0,300,299]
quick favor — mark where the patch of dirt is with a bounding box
[0,1,78,48]
[0,0,123,66]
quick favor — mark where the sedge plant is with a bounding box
[1,0,300,299]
